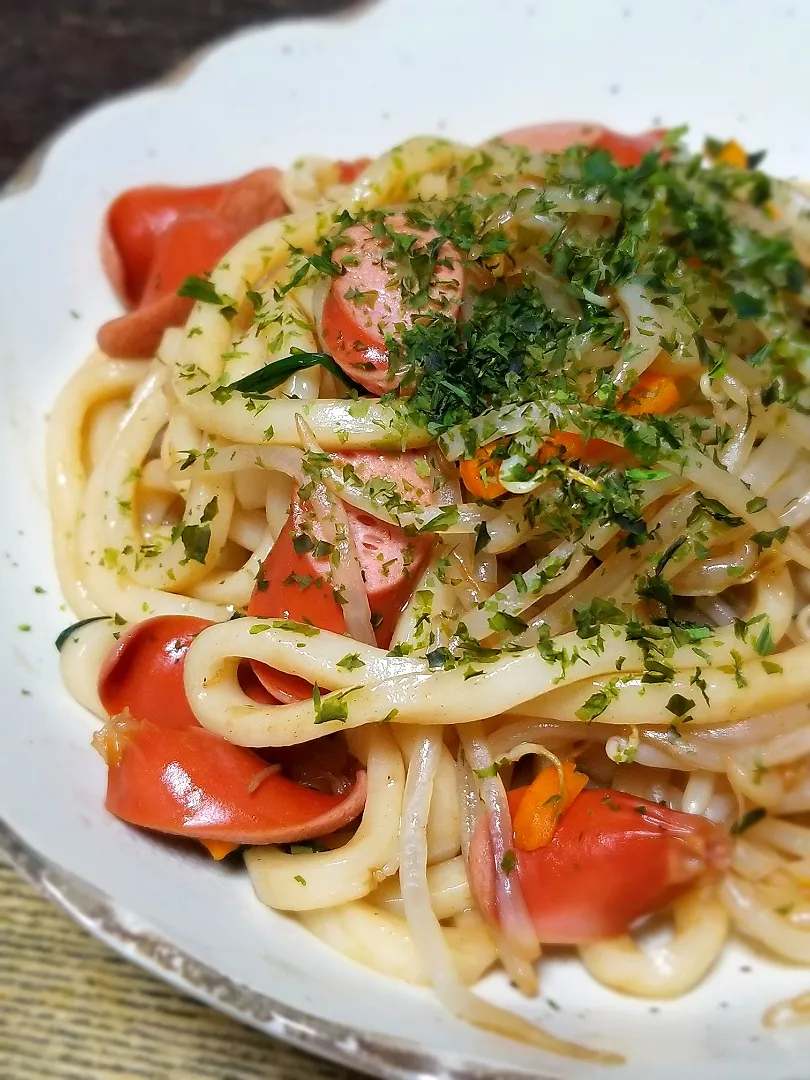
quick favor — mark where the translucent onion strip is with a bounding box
[459,725,539,992]
[398,727,611,1062]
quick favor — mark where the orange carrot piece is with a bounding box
[513,762,589,852]
[620,371,680,416]
[538,430,628,467]
[537,431,586,463]
[459,442,507,500]
[460,413,640,501]
[714,140,748,169]
[200,840,240,860]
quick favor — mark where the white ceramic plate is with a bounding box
[3,2,810,1077]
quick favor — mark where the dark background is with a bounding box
[0,0,360,182]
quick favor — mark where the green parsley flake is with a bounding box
[337,653,365,672]
[730,807,766,835]
[312,684,350,724]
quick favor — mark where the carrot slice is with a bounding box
[513,761,589,851]
[537,430,626,467]
[460,429,629,498]
[620,371,680,416]
[713,140,748,169]
[201,840,239,860]
[459,373,678,499]
[459,442,508,500]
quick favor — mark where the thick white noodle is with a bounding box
[579,888,729,997]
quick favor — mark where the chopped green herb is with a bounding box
[273,619,321,637]
[426,646,455,671]
[336,653,365,672]
[753,622,776,656]
[282,572,316,590]
[246,289,264,312]
[487,611,528,635]
[55,616,110,651]
[227,352,364,397]
[718,648,748,688]
[574,598,627,639]
[576,688,615,722]
[626,468,669,483]
[292,533,315,555]
[751,526,789,551]
[312,684,350,725]
[730,291,765,320]
[177,523,211,565]
[665,694,695,717]
[501,850,517,874]
[177,275,223,305]
[420,506,461,533]
[473,762,500,779]
[730,807,766,835]
[474,520,491,554]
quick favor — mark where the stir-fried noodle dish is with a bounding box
[48,121,810,1060]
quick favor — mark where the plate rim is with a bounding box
[6,7,809,1078]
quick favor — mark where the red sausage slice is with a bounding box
[248,504,346,705]
[498,121,607,155]
[103,719,367,845]
[98,615,213,729]
[215,167,287,235]
[247,500,432,700]
[334,448,436,506]
[596,128,667,167]
[99,168,288,359]
[98,211,240,359]
[248,454,434,701]
[498,122,666,167]
[469,788,730,944]
[103,180,228,307]
[98,614,282,726]
[321,214,465,394]
[334,450,435,645]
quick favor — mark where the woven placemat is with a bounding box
[0,860,363,1079]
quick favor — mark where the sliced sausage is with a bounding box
[321,214,465,394]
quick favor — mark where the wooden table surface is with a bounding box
[1,4,370,1077]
